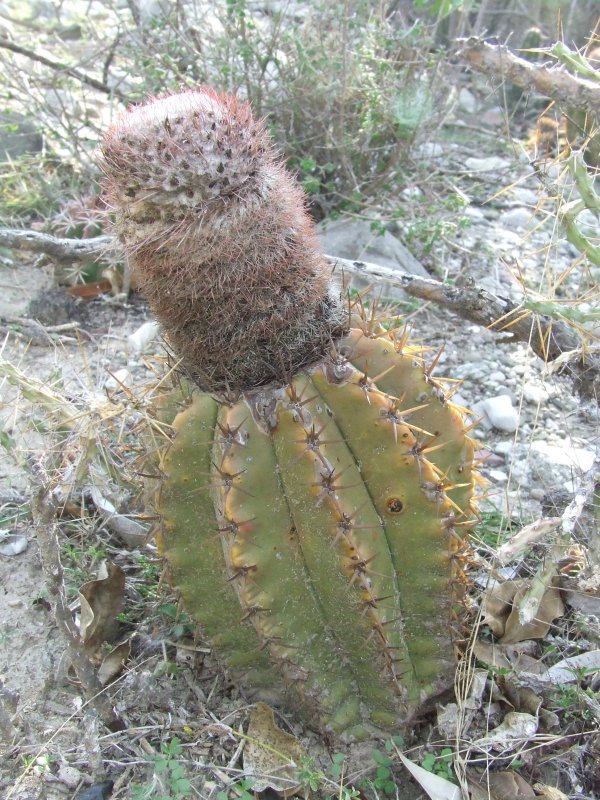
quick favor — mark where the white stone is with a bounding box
[493,440,514,455]
[498,207,533,231]
[127,320,161,353]
[399,186,423,199]
[416,142,446,159]
[481,395,519,433]
[530,440,596,472]
[489,468,509,483]
[508,187,538,206]
[522,382,549,405]
[481,107,504,127]
[58,765,82,789]
[465,156,510,172]
[458,87,478,113]
[487,370,507,383]
[104,368,130,391]
[318,218,429,277]
[464,206,486,221]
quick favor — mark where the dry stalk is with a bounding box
[30,460,124,732]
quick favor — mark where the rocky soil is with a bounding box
[0,66,599,800]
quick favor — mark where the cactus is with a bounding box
[101,89,477,739]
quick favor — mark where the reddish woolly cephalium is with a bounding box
[101,89,345,393]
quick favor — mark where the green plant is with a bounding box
[100,88,477,740]
[420,747,455,783]
[404,192,471,257]
[215,777,255,800]
[131,738,194,800]
[369,748,397,795]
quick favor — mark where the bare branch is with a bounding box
[0,228,114,263]
[3,226,597,402]
[458,37,600,112]
[0,35,128,100]
[328,255,600,404]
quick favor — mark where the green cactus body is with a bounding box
[157,321,473,738]
[101,88,476,739]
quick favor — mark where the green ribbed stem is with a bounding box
[156,326,475,739]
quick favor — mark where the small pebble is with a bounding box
[104,368,130,391]
[498,207,533,231]
[493,440,514,455]
[481,395,519,433]
[522,382,549,405]
[458,87,478,113]
[488,468,509,483]
[59,765,82,789]
[465,156,510,172]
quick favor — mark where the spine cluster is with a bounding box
[101,88,345,393]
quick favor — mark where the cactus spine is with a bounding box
[101,89,476,739]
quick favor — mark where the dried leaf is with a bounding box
[517,565,561,626]
[563,588,600,616]
[532,783,569,799]
[89,487,148,547]
[500,583,564,644]
[468,770,536,799]
[472,712,538,753]
[97,640,131,685]
[496,518,561,564]
[67,280,112,299]
[79,561,125,649]
[243,703,306,796]
[396,753,462,800]
[0,532,28,556]
[473,641,512,671]
[482,581,520,636]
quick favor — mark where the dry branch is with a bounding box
[0,228,114,262]
[459,37,600,112]
[2,227,598,402]
[0,35,127,100]
[332,255,599,403]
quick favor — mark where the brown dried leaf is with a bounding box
[472,712,538,753]
[532,784,569,799]
[500,584,564,644]
[97,640,131,685]
[243,703,306,796]
[482,581,520,636]
[473,641,544,675]
[79,561,125,649]
[468,770,536,799]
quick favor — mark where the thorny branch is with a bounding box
[458,37,600,112]
[0,35,128,100]
[1,227,598,402]
[333,255,599,403]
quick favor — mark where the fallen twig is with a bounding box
[0,228,114,263]
[329,255,599,403]
[2,227,598,402]
[458,37,600,112]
